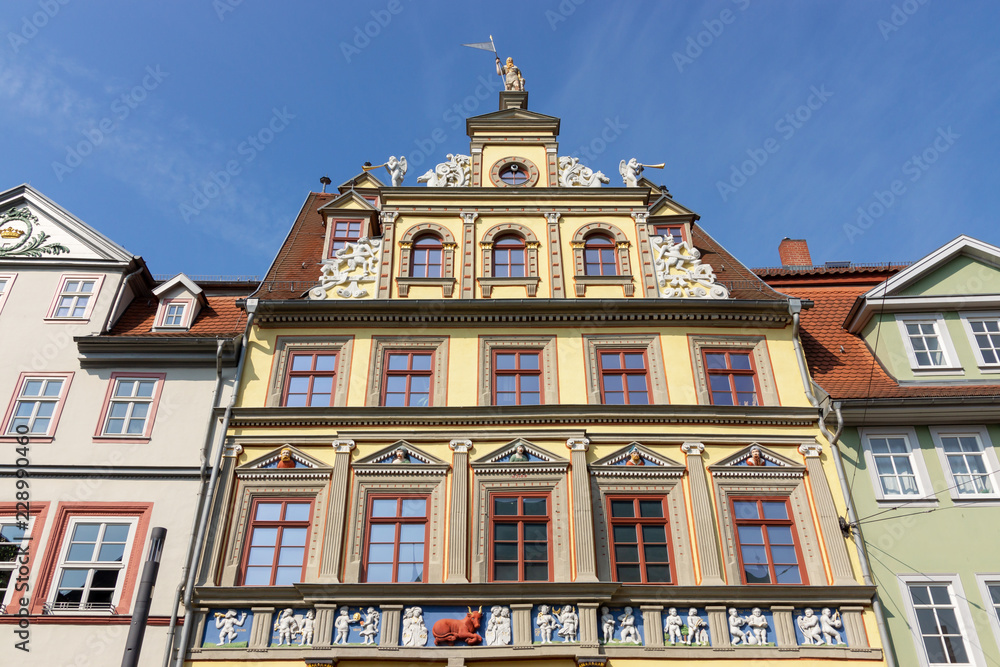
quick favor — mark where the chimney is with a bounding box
[779,238,812,267]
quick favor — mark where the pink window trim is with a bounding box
[0,273,16,316]
[154,298,194,329]
[44,274,106,322]
[0,501,51,605]
[0,372,74,443]
[92,372,166,442]
[325,216,368,259]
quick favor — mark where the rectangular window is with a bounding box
[652,224,684,245]
[905,321,947,367]
[283,352,337,407]
[703,349,760,406]
[0,274,15,315]
[363,496,428,583]
[329,220,362,255]
[4,374,71,437]
[0,520,31,610]
[51,520,135,611]
[931,429,1000,499]
[493,350,541,406]
[988,583,1000,624]
[164,303,186,326]
[382,351,433,407]
[870,435,921,496]
[47,275,103,320]
[490,494,550,582]
[908,583,970,665]
[961,315,1000,368]
[102,378,158,436]
[732,497,804,585]
[608,497,671,584]
[598,350,651,405]
[241,499,312,586]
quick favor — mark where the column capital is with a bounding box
[681,441,705,456]
[546,212,561,224]
[449,439,472,453]
[222,442,243,458]
[567,437,590,452]
[332,439,356,453]
[798,442,823,458]
[461,211,479,224]
[380,211,399,226]
[630,211,648,224]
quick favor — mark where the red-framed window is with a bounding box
[362,495,428,583]
[584,234,617,276]
[2,372,73,440]
[493,235,526,277]
[598,350,651,405]
[731,497,805,585]
[283,352,337,407]
[652,224,684,245]
[240,499,312,586]
[489,494,550,582]
[410,235,443,278]
[493,350,541,406]
[383,351,432,407]
[703,349,761,406]
[329,220,362,255]
[96,373,165,439]
[608,496,672,584]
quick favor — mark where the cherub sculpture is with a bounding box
[385,155,407,187]
[215,609,247,645]
[619,158,643,187]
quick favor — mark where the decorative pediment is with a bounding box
[590,442,685,477]
[236,445,330,480]
[353,441,449,476]
[318,189,378,212]
[709,444,804,479]
[472,439,568,475]
[336,171,385,192]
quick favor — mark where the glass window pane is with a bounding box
[67,543,96,562]
[277,547,304,566]
[733,501,759,520]
[280,528,307,547]
[601,353,621,370]
[372,499,398,517]
[369,524,396,543]
[495,353,516,370]
[945,634,969,663]
[247,546,273,566]
[284,503,311,522]
[494,543,518,560]
[96,543,126,562]
[646,564,671,583]
[494,523,517,541]
[397,562,423,583]
[401,498,426,517]
[366,563,393,582]
[523,524,547,542]
[741,545,769,565]
[411,354,432,371]
[909,585,931,605]
[770,545,798,564]
[314,354,337,371]
[737,525,764,545]
[767,525,794,545]
[774,564,802,584]
[520,353,539,370]
[494,497,518,515]
[761,501,788,520]
[368,543,395,563]
[611,500,635,518]
[522,498,547,515]
[638,500,662,517]
[929,586,952,605]
[494,563,518,581]
[250,527,278,547]
[615,544,639,562]
[744,565,770,584]
[399,524,424,543]
[705,353,727,369]
[274,567,302,585]
[523,563,548,580]
[642,525,666,544]
[613,525,636,543]
[643,544,669,563]
[624,353,645,369]
[617,564,641,582]
[730,353,752,370]
[255,503,282,521]
[243,566,272,585]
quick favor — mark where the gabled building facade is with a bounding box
[0,184,251,666]
[176,92,888,667]
[761,235,1000,667]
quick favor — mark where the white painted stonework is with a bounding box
[417,154,472,187]
[309,237,382,299]
[650,234,730,299]
[557,156,609,187]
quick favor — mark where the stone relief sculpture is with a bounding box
[557,605,579,642]
[309,237,382,300]
[215,610,247,644]
[728,608,748,645]
[485,605,512,646]
[0,207,70,258]
[334,608,351,645]
[359,607,380,645]
[618,607,641,644]
[797,608,822,645]
[391,447,411,464]
[686,608,709,646]
[558,156,610,187]
[417,153,471,187]
[401,606,428,647]
[747,608,769,645]
[746,445,765,466]
[601,606,615,644]
[536,605,557,644]
[496,56,525,91]
[650,233,730,299]
[509,444,529,462]
[432,606,484,646]
[625,448,645,466]
[665,608,684,644]
[299,610,315,646]
[821,608,844,645]
[386,155,407,187]
[273,608,300,646]
[276,448,296,468]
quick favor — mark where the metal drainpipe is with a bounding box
[170,298,258,667]
[788,299,897,667]
[160,339,226,667]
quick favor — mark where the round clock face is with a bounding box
[490,156,539,187]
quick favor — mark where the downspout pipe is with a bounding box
[161,339,226,667]
[170,298,258,667]
[788,298,897,667]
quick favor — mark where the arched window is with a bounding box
[492,235,526,278]
[410,235,443,278]
[584,234,618,276]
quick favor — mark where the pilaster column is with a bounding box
[249,607,273,649]
[641,605,664,647]
[567,437,598,582]
[771,605,796,647]
[681,442,725,585]
[706,605,729,647]
[319,439,355,582]
[447,439,471,582]
[799,442,856,585]
[631,212,658,297]
[511,603,533,647]
[546,212,565,298]
[377,211,398,298]
[578,602,599,648]
[460,212,477,298]
[313,604,337,648]
[379,605,403,647]
[840,606,869,647]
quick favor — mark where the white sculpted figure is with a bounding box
[601,606,615,644]
[664,607,684,645]
[417,153,471,187]
[299,610,315,646]
[385,155,407,187]
[649,233,729,299]
[619,158,643,187]
[797,608,823,645]
[310,237,383,300]
[536,605,558,644]
[686,608,709,646]
[820,608,844,645]
[401,606,428,647]
[495,56,525,91]
[557,605,578,642]
[558,156,609,187]
[747,608,769,645]
[273,608,300,646]
[485,606,511,646]
[215,609,247,645]
[618,606,641,644]
[359,607,380,645]
[728,608,747,645]
[334,608,351,645]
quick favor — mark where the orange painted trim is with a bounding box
[802,464,835,585]
[680,472,702,584]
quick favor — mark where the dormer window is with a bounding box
[329,219,363,255]
[163,302,186,327]
[960,314,1000,369]
[895,314,960,372]
[151,274,206,332]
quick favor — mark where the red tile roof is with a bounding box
[108,295,247,337]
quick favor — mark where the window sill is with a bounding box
[0,435,53,443]
[874,498,939,508]
[43,316,91,323]
[93,436,151,444]
[478,276,540,297]
[909,367,965,376]
[573,274,635,297]
[396,277,456,298]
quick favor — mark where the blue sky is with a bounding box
[1,1,998,277]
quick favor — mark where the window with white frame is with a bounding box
[101,377,160,437]
[49,276,100,319]
[0,520,31,612]
[974,574,1000,654]
[0,274,14,315]
[960,314,1000,369]
[50,519,135,611]
[901,577,981,667]
[163,303,186,327]
[860,428,933,501]
[931,428,1000,499]
[4,375,71,437]
[896,314,959,371]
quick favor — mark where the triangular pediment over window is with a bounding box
[236,444,330,480]
[590,442,684,478]
[708,444,804,479]
[472,439,568,474]
[353,441,449,476]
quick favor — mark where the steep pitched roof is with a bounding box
[107,294,247,337]
[257,192,333,299]
[692,226,786,301]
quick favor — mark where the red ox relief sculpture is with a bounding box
[432,606,484,646]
